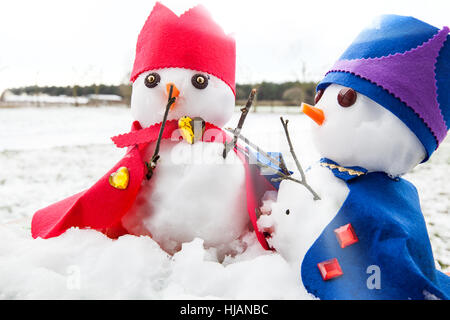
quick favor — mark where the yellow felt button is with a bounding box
[109,167,130,190]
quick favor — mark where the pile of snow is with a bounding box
[0,224,311,299]
[1,91,123,106]
[0,106,132,152]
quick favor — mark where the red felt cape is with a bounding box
[31,121,273,250]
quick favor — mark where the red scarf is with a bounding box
[111,119,229,148]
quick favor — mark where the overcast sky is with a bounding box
[0,0,449,93]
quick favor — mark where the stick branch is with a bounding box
[145,85,177,180]
[223,88,257,159]
[279,117,320,200]
[224,128,283,169]
[232,121,320,201]
[234,144,309,189]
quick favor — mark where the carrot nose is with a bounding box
[301,102,325,126]
[166,83,180,98]
[166,83,180,110]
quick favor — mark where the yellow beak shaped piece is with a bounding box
[178,116,195,144]
[178,116,206,144]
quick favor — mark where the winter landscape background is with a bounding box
[0,105,448,299]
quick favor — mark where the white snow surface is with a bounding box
[0,226,308,299]
[0,106,448,299]
[3,92,89,105]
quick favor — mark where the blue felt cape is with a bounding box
[301,159,450,300]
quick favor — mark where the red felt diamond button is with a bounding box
[317,258,343,281]
[334,223,359,248]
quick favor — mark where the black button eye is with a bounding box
[337,88,357,107]
[144,73,160,88]
[314,89,324,104]
[191,74,209,89]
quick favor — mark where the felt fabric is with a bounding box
[31,121,275,250]
[31,137,147,239]
[130,2,236,95]
[238,150,289,250]
[318,15,450,159]
[111,120,225,148]
[330,27,449,144]
[235,149,276,250]
[436,34,450,128]
[318,158,367,182]
[301,160,450,300]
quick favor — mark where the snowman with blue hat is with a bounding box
[259,14,450,300]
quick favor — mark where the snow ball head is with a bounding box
[306,84,426,177]
[131,68,235,128]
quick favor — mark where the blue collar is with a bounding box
[319,158,368,181]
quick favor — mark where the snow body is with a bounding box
[121,140,249,255]
[122,68,250,255]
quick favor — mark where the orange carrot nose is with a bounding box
[166,83,180,110]
[166,82,180,98]
[301,102,325,126]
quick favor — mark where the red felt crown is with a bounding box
[130,2,236,95]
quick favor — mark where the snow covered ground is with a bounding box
[0,106,448,299]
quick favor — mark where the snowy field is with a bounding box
[0,106,448,299]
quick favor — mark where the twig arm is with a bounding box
[279,117,321,200]
[224,128,284,169]
[227,117,321,201]
[280,117,306,181]
[145,85,177,180]
[223,89,257,159]
[233,144,299,183]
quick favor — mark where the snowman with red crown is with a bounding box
[31,3,276,257]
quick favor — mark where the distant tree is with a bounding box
[73,85,79,107]
[282,86,303,105]
[301,82,317,105]
[257,82,280,101]
[119,84,132,106]
[236,84,253,101]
